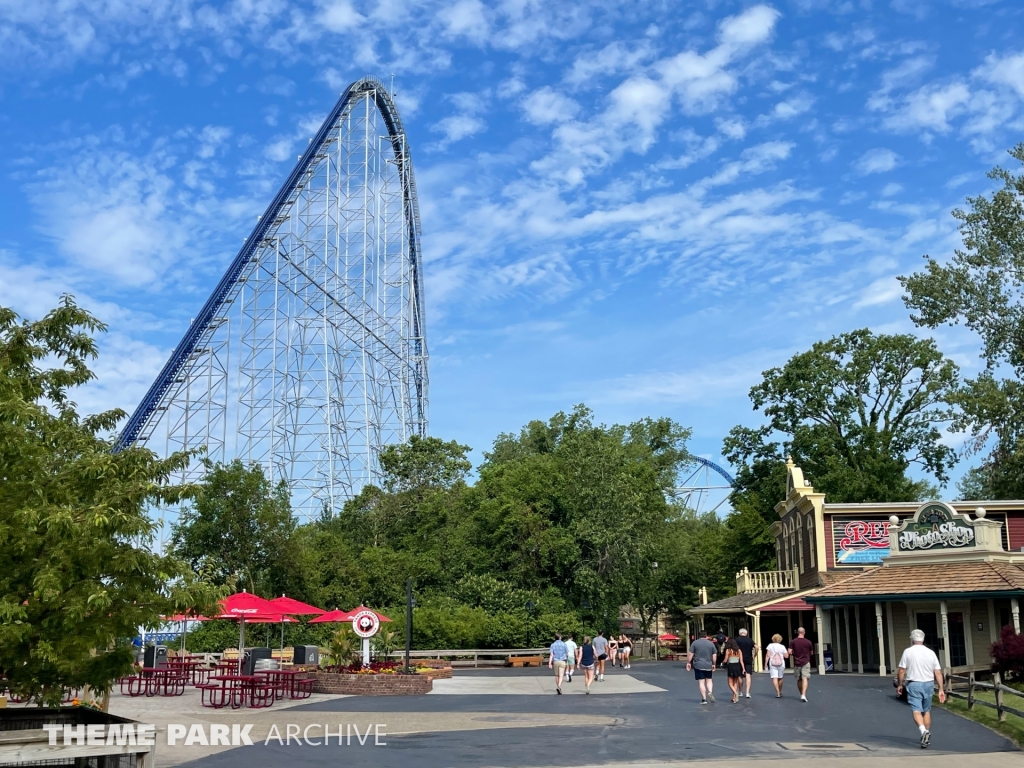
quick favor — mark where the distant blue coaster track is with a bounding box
[114,77,424,452]
[694,457,735,486]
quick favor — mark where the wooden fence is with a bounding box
[946,664,1024,722]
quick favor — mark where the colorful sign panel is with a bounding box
[897,503,975,552]
[833,519,893,565]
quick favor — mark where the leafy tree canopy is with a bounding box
[0,298,223,705]
[725,329,959,526]
[171,459,297,595]
[901,144,1024,498]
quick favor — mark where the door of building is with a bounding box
[916,612,941,654]
[948,612,967,667]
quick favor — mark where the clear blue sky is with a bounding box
[2,0,1022,494]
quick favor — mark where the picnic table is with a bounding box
[253,669,314,700]
[201,674,274,709]
[120,667,186,697]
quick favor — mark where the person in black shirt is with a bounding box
[735,628,757,699]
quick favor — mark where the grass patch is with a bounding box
[942,689,1024,747]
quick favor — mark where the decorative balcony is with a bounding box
[735,567,800,594]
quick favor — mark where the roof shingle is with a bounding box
[808,561,1024,601]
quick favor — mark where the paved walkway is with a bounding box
[115,664,1016,768]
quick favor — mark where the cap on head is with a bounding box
[911,629,926,643]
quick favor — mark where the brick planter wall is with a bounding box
[420,667,453,679]
[311,672,432,695]
[414,659,451,669]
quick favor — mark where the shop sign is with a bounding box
[833,519,893,565]
[897,503,975,552]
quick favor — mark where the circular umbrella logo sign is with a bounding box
[352,610,381,638]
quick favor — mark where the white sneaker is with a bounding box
[801,695,807,702]
[745,693,751,698]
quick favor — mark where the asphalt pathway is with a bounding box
[176,663,1016,768]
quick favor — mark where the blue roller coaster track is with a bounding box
[115,77,426,455]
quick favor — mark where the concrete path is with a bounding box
[430,674,665,695]
[103,665,1018,768]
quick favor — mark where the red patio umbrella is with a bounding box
[308,608,354,624]
[658,633,681,641]
[162,613,211,652]
[215,592,282,672]
[269,595,325,615]
[268,596,326,651]
[347,605,392,623]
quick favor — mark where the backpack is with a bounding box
[769,647,785,667]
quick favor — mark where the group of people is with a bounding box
[686,625,947,750]
[547,632,634,694]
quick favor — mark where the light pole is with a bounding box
[525,601,535,648]
[652,561,659,661]
[405,579,415,671]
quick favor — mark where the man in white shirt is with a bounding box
[564,635,578,683]
[896,629,946,749]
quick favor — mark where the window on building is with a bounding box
[807,515,816,569]
[797,519,805,573]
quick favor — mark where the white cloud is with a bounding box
[317,0,365,32]
[883,81,971,133]
[978,51,1024,98]
[854,276,903,308]
[522,87,581,125]
[432,115,486,143]
[564,40,653,88]
[439,0,489,44]
[855,148,900,175]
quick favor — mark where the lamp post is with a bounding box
[652,561,659,661]
[405,579,415,672]
[525,601,535,648]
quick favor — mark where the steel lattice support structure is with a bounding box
[116,77,428,519]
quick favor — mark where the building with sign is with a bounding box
[688,459,1024,675]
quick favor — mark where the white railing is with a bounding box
[735,567,800,593]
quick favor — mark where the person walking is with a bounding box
[608,635,619,667]
[896,629,946,748]
[765,633,789,698]
[593,632,609,681]
[788,627,814,702]
[619,634,633,669]
[548,633,569,695]
[686,629,718,704]
[723,638,745,703]
[579,636,596,693]
[564,634,578,683]
[735,628,757,698]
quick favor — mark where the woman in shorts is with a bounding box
[618,634,632,669]
[723,638,745,703]
[579,636,596,693]
[765,633,790,698]
[608,635,619,667]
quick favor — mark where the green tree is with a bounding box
[171,459,297,595]
[0,298,223,706]
[901,144,1024,498]
[725,329,959,521]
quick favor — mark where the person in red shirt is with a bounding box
[788,627,814,702]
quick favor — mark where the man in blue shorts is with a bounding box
[896,629,946,748]
[686,629,717,704]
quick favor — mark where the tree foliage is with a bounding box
[902,144,1024,498]
[725,329,959,533]
[171,459,297,595]
[0,298,223,705]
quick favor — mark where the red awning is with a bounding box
[758,595,816,612]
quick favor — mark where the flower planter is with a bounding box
[311,672,432,696]
[0,707,156,768]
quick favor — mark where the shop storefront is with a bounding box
[689,459,1024,674]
